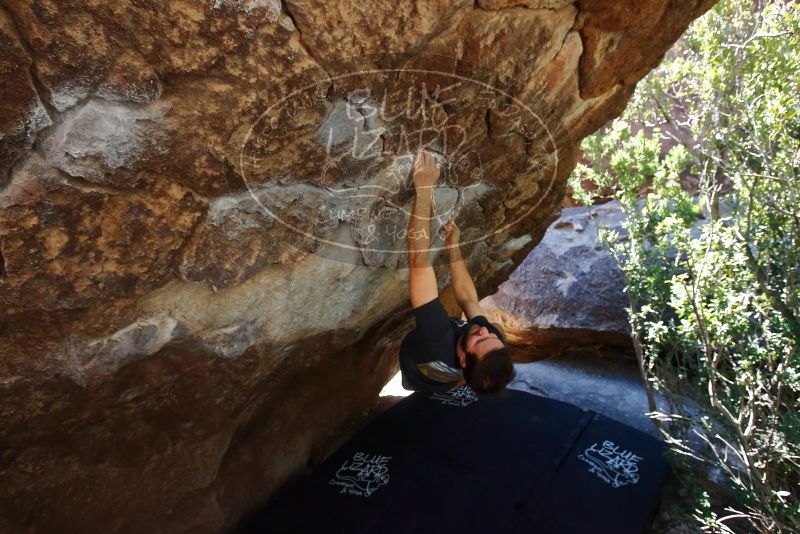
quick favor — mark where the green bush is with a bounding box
[569,1,800,531]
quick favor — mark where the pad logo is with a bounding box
[329,452,392,497]
[578,440,642,488]
[431,384,479,407]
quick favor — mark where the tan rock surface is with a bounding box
[0,1,715,531]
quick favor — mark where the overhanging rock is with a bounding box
[0,1,716,532]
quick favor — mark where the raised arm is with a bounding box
[443,219,483,319]
[407,150,440,309]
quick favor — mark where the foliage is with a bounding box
[569,1,800,531]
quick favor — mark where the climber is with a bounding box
[399,149,515,394]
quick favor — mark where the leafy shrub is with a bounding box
[569,1,800,531]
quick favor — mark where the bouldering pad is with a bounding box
[243,387,667,534]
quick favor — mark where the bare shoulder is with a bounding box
[408,265,438,309]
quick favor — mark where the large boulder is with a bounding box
[0,1,716,532]
[481,200,633,358]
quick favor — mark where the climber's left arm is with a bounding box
[408,150,440,309]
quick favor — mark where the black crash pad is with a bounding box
[244,387,667,534]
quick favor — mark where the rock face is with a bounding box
[508,352,658,438]
[0,1,716,532]
[481,200,633,358]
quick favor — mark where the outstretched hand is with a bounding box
[412,149,440,190]
[444,218,460,248]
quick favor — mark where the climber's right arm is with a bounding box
[444,220,482,320]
